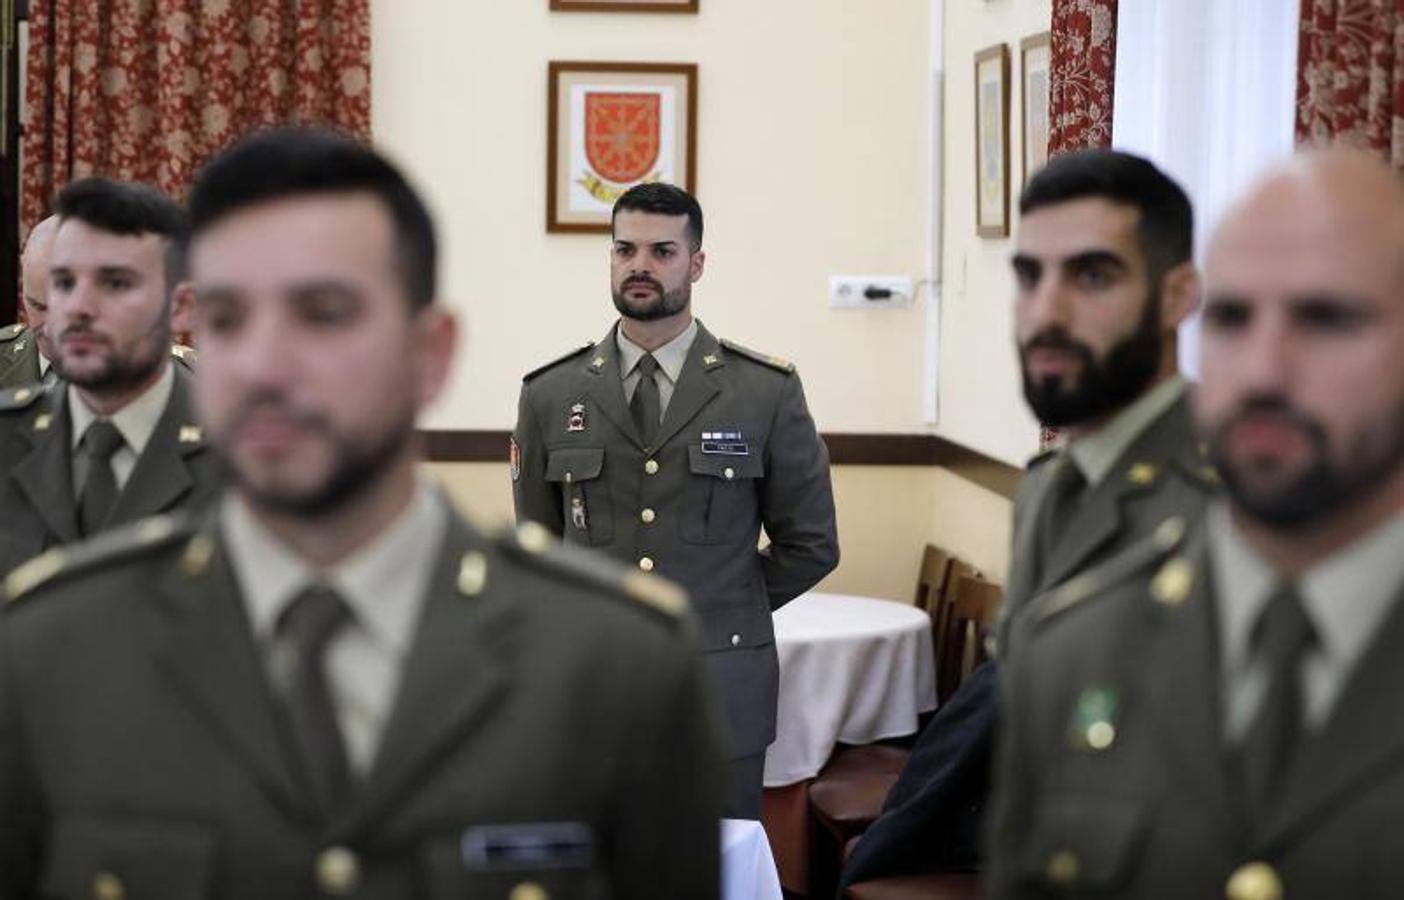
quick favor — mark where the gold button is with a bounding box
[315,846,361,896]
[1226,862,1283,900]
[730,633,741,647]
[510,882,549,900]
[641,508,656,524]
[564,472,573,484]
[92,872,125,900]
[723,466,735,480]
[639,557,655,572]
[644,459,659,475]
[13,388,30,403]
[1086,720,1116,750]
[1046,850,1080,886]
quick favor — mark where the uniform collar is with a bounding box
[1067,375,1187,488]
[68,362,174,457]
[221,478,449,657]
[615,317,698,384]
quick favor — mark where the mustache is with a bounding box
[59,323,111,345]
[1214,394,1328,444]
[622,275,663,292]
[227,392,331,435]
[1021,328,1091,356]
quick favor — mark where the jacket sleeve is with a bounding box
[758,371,839,609]
[0,621,42,900]
[986,654,1036,899]
[511,382,564,535]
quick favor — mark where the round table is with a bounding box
[763,592,937,787]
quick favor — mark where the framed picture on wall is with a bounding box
[974,43,1010,238]
[547,61,698,233]
[550,0,698,12]
[1021,32,1052,186]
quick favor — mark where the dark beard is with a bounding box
[1020,290,1163,427]
[1206,396,1404,530]
[612,276,690,322]
[56,323,170,393]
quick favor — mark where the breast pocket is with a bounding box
[545,447,613,546]
[42,816,215,900]
[1016,795,1148,895]
[422,824,609,900]
[681,446,764,545]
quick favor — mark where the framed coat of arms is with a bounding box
[547,61,698,233]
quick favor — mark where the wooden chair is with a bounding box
[936,575,1002,705]
[913,544,953,612]
[931,559,977,703]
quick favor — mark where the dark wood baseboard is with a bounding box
[419,430,1023,499]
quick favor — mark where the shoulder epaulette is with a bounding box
[1029,515,1189,628]
[0,383,46,413]
[523,343,595,382]
[498,521,689,622]
[5,514,196,604]
[720,339,795,373]
[0,323,26,342]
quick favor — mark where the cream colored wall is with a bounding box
[430,461,1014,601]
[936,0,1051,467]
[371,0,932,434]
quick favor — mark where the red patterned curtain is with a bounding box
[1048,0,1119,155]
[22,0,372,234]
[1296,0,1404,164]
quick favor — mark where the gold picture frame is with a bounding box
[975,43,1011,238]
[1021,32,1052,187]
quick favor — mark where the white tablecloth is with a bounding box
[763,592,937,787]
[721,818,783,900]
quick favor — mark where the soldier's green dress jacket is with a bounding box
[0,323,43,389]
[989,515,1404,899]
[512,321,839,760]
[0,510,724,900]
[0,363,220,578]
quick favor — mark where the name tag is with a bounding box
[461,822,595,870]
[701,429,749,455]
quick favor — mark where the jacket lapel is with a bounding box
[108,367,206,524]
[154,520,314,821]
[583,326,644,448]
[1146,529,1245,836]
[334,516,522,839]
[11,389,80,542]
[1005,463,1057,608]
[652,322,722,450]
[1261,579,1404,851]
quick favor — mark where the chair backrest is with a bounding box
[937,574,1002,704]
[913,544,953,612]
[930,558,977,699]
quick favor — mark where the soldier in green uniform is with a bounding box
[0,128,723,900]
[513,183,839,818]
[990,151,1404,899]
[0,215,60,388]
[0,180,219,577]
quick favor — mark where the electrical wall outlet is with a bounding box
[828,275,915,309]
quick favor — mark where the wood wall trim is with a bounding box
[419,430,1023,499]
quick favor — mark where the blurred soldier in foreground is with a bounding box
[0,129,722,900]
[991,151,1404,897]
[843,150,1215,890]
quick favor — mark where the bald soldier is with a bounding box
[0,216,60,388]
[990,152,1404,898]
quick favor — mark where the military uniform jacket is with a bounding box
[0,511,722,900]
[990,516,1404,899]
[0,323,43,389]
[999,390,1215,653]
[0,365,221,577]
[513,321,839,759]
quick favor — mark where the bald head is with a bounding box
[1197,150,1404,541]
[20,215,59,360]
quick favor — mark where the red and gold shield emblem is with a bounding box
[584,92,661,184]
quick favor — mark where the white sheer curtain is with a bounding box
[1111,0,1300,375]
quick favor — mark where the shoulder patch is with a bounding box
[523,343,595,382]
[5,514,195,604]
[0,323,26,342]
[498,521,689,622]
[1029,515,1189,628]
[0,383,46,412]
[720,339,795,373]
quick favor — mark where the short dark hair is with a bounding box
[612,182,704,249]
[1020,149,1194,284]
[186,128,437,310]
[54,177,189,290]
